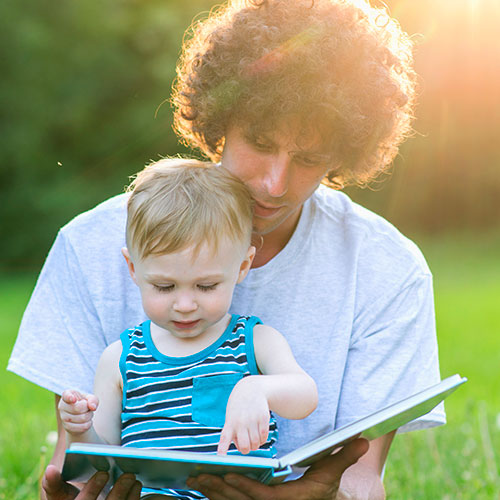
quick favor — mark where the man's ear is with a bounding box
[121,247,138,284]
[237,245,256,284]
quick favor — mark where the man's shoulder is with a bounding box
[311,186,430,275]
[312,185,403,236]
[53,193,128,270]
[59,193,128,241]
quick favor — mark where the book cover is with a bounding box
[62,374,467,489]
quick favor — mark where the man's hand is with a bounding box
[217,377,271,455]
[58,390,99,435]
[44,394,142,500]
[188,438,369,500]
[42,465,142,500]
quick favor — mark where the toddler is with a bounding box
[58,158,318,499]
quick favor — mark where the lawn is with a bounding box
[384,232,500,499]
[0,273,56,500]
[1,232,499,499]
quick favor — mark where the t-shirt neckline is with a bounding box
[141,314,239,365]
[240,192,316,288]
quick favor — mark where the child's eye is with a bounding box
[197,283,218,292]
[154,284,174,293]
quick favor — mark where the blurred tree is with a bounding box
[347,0,500,237]
[1,0,499,269]
[0,0,214,269]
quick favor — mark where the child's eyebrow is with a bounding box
[193,274,225,282]
[144,273,173,281]
[199,274,225,280]
[144,273,225,282]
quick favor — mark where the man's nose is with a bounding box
[173,292,198,313]
[262,152,290,198]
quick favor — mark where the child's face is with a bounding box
[123,238,255,340]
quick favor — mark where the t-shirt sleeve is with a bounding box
[335,272,446,432]
[7,229,108,395]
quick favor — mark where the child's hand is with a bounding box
[58,389,99,436]
[217,377,270,455]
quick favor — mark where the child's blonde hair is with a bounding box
[126,158,254,260]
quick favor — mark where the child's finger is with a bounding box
[59,394,80,415]
[62,410,94,424]
[248,426,262,451]
[61,389,82,405]
[60,399,83,414]
[62,419,93,434]
[236,429,251,455]
[86,394,99,412]
[59,392,98,417]
[217,427,233,455]
[258,419,269,445]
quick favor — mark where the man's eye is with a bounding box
[294,156,317,166]
[247,135,273,152]
[154,284,174,293]
[293,154,331,168]
[197,284,218,292]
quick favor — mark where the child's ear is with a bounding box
[121,247,137,284]
[237,245,256,284]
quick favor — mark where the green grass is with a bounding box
[0,273,57,500]
[1,232,500,499]
[384,232,500,499]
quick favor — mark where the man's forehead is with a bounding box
[245,122,330,152]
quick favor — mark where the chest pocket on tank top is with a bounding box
[192,373,244,427]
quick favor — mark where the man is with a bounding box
[9,1,444,499]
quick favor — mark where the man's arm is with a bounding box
[337,432,396,500]
[52,396,67,470]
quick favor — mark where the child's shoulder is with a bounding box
[94,340,123,386]
[99,339,123,363]
[252,323,287,348]
[252,324,299,374]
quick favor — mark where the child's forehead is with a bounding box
[188,235,249,258]
[144,237,248,267]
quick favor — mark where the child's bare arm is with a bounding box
[218,325,318,455]
[92,340,123,445]
[58,340,123,447]
[251,324,318,418]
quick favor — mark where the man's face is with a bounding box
[221,125,334,239]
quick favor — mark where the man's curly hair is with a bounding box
[171,0,417,187]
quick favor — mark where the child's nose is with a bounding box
[173,293,198,313]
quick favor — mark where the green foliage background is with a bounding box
[0,0,213,268]
[1,1,499,497]
[1,0,500,270]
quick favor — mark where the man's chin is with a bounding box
[253,207,301,238]
[252,217,284,237]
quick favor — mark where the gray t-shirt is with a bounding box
[8,185,444,458]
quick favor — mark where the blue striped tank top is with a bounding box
[119,314,278,499]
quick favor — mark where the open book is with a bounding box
[62,374,466,489]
